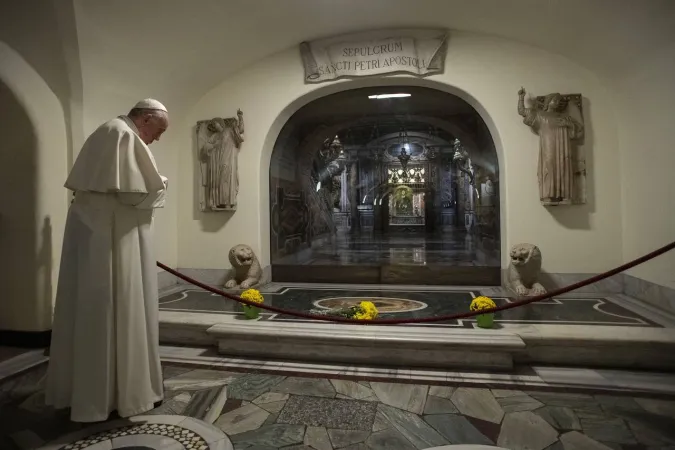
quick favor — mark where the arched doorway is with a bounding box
[268,86,500,285]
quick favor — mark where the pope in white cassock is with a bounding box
[45,99,170,422]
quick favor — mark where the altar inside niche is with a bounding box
[387,165,426,227]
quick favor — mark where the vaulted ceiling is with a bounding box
[72,0,675,109]
[3,0,675,118]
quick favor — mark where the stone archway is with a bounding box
[266,85,501,285]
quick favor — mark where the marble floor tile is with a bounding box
[423,414,494,446]
[214,403,270,435]
[326,429,370,447]
[377,403,448,449]
[272,377,336,398]
[304,426,332,450]
[229,424,306,447]
[330,379,375,400]
[370,382,428,415]
[227,374,286,401]
[558,430,615,450]
[580,417,637,445]
[451,388,504,424]
[496,393,544,412]
[424,395,459,414]
[428,386,455,399]
[633,398,675,417]
[365,427,417,450]
[163,369,240,391]
[492,389,526,398]
[372,410,391,432]
[536,406,581,431]
[497,411,559,450]
[252,392,289,405]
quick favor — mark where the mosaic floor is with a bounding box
[2,362,675,450]
[159,286,664,328]
[272,231,500,267]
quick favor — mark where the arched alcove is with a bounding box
[0,43,68,343]
[268,86,501,285]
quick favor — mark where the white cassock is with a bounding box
[45,115,167,422]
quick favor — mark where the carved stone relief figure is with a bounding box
[518,88,585,206]
[196,110,245,211]
[507,243,547,296]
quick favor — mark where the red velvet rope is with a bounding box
[157,240,675,325]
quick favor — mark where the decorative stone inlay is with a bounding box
[536,406,581,431]
[276,395,377,430]
[327,429,370,448]
[214,403,269,435]
[497,411,559,450]
[304,426,332,450]
[370,382,428,415]
[56,422,211,450]
[378,404,448,449]
[451,388,504,424]
[559,430,615,450]
[423,414,493,445]
[313,297,428,314]
[273,377,336,398]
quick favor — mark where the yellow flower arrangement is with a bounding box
[311,300,379,320]
[353,301,379,320]
[240,288,264,304]
[470,296,496,312]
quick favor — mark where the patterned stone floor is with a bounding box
[2,363,675,450]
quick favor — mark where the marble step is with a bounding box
[159,311,675,371]
[206,321,525,370]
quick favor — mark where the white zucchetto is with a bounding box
[133,98,168,112]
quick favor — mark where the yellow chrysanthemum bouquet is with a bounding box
[470,296,497,328]
[311,300,379,321]
[240,288,264,319]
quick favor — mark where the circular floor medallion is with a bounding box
[313,296,427,313]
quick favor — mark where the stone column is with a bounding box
[349,160,360,233]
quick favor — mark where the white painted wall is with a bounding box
[616,42,675,289]
[75,36,180,271]
[178,32,623,274]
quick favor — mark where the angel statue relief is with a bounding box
[197,109,245,211]
[518,88,584,206]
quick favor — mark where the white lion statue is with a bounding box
[224,244,262,289]
[507,243,547,296]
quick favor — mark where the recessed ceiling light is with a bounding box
[368,93,411,99]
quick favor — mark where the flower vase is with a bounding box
[242,305,260,320]
[476,312,494,329]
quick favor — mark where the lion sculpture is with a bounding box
[507,243,547,296]
[224,244,262,289]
